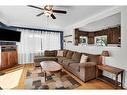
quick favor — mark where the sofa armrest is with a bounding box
[79,62,96,82]
[79,62,96,68]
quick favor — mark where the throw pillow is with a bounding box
[80,54,88,63]
[57,50,63,57]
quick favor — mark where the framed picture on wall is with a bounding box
[95,35,107,46]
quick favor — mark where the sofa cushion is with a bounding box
[62,59,78,67]
[63,49,68,57]
[57,57,67,63]
[69,63,80,72]
[82,53,101,64]
[72,52,81,62]
[57,50,63,57]
[66,51,74,59]
[63,59,78,64]
[58,56,67,60]
[44,50,57,57]
[42,57,57,61]
[34,56,58,62]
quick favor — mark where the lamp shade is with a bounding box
[101,50,110,57]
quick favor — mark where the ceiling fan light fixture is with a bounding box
[27,5,67,19]
[44,5,53,11]
[44,10,53,16]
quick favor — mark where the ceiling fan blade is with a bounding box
[36,12,44,16]
[51,14,56,19]
[27,5,43,10]
[53,10,67,14]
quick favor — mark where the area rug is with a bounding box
[24,68,81,89]
[0,69,23,89]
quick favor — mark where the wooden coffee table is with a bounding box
[40,61,62,81]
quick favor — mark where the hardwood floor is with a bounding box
[16,64,114,89]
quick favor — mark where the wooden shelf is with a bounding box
[97,75,121,88]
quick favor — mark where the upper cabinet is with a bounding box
[107,26,121,44]
[74,12,121,47]
[87,32,94,44]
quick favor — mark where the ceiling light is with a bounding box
[44,10,53,16]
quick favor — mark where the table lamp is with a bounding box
[101,50,110,66]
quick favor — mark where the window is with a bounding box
[95,35,107,46]
[17,28,61,64]
[79,36,87,45]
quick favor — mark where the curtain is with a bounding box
[17,29,42,64]
[41,32,60,52]
[17,29,61,64]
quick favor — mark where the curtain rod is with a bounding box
[9,26,63,33]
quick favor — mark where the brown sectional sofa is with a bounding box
[34,49,101,82]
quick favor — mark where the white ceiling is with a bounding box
[0,6,114,30]
[79,13,121,31]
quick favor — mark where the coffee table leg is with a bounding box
[44,71,46,81]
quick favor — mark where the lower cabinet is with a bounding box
[0,45,18,71]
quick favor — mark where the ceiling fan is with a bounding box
[27,5,67,19]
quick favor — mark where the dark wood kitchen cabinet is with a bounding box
[107,27,120,44]
[88,32,94,44]
[0,45,18,71]
[75,28,79,45]
[112,27,120,44]
[74,26,120,46]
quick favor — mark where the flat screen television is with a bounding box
[0,28,21,42]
